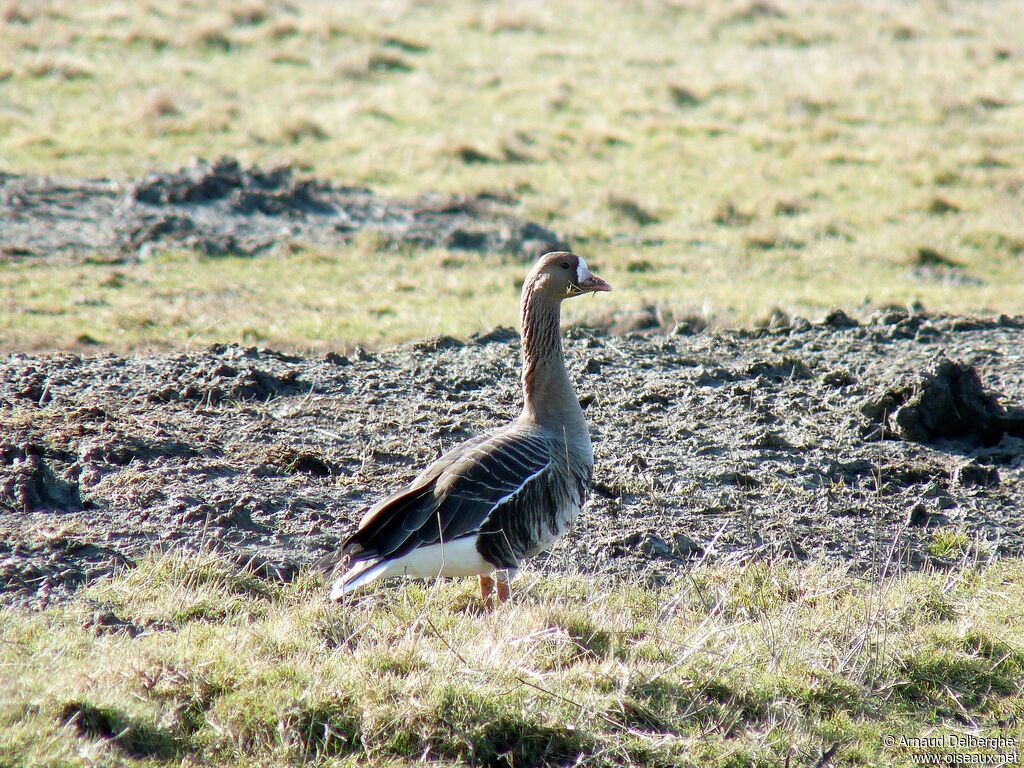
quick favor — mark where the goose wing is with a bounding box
[341,427,554,567]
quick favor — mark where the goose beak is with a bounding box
[570,257,612,296]
[577,273,612,294]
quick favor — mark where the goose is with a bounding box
[322,251,611,605]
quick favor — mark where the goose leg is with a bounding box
[479,575,495,608]
[495,577,510,604]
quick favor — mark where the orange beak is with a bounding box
[578,273,612,293]
[567,256,611,297]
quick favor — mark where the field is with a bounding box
[2,0,1024,766]
[2,0,1024,349]
[4,553,1024,767]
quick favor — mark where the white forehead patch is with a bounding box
[576,256,590,283]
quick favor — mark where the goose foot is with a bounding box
[479,575,510,609]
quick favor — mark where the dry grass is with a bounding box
[0,0,1022,348]
[0,245,548,352]
[2,553,1022,766]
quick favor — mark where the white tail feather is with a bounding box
[329,560,388,601]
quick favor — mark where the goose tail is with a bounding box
[328,559,389,601]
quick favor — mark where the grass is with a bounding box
[929,528,972,560]
[2,553,1022,767]
[2,0,1024,349]
[0,246,535,352]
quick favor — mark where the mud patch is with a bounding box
[0,532,131,601]
[0,157,567,260]
[1,314,1023,605]
[148,360,306,405]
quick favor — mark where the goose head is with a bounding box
[526,251,612,301]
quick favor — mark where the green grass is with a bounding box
[2,554,1022,767]
[3,0,1024,349]
[928,528,972,560]
[4,7,1023,765]
[0,246,537,352]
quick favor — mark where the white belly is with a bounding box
[378,536,494,579]
[330,536,498,599]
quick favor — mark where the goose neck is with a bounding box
[519,285,580,424]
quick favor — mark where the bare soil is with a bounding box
[3,312,1023,606]
[0,157,566,260]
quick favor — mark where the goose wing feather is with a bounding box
[341,426,553,565]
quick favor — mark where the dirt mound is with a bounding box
[0,443,81,514]
[128,159,331,212]
[146,354,308,405]
[1,313,1023,606]
[0,157,568,259]
[861,358,1020,446]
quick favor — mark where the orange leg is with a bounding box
[479,575,495,608]
[495,577,511,604]
[479,575,510,608]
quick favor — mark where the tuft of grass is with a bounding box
[23,56,95,80]
[928,527,971,559]
[58,699,182,759]
[608,194,659,226]
[278,117,330,144]
[2,554,1023,766]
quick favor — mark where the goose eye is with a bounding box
[560,262,571,269]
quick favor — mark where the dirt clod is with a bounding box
[821,309,858,329]
[954,462,1000,488]
[263,447,340,477]
[0,445,80,513]
[861,358,1008,446]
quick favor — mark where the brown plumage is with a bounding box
[320,251,611,605]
